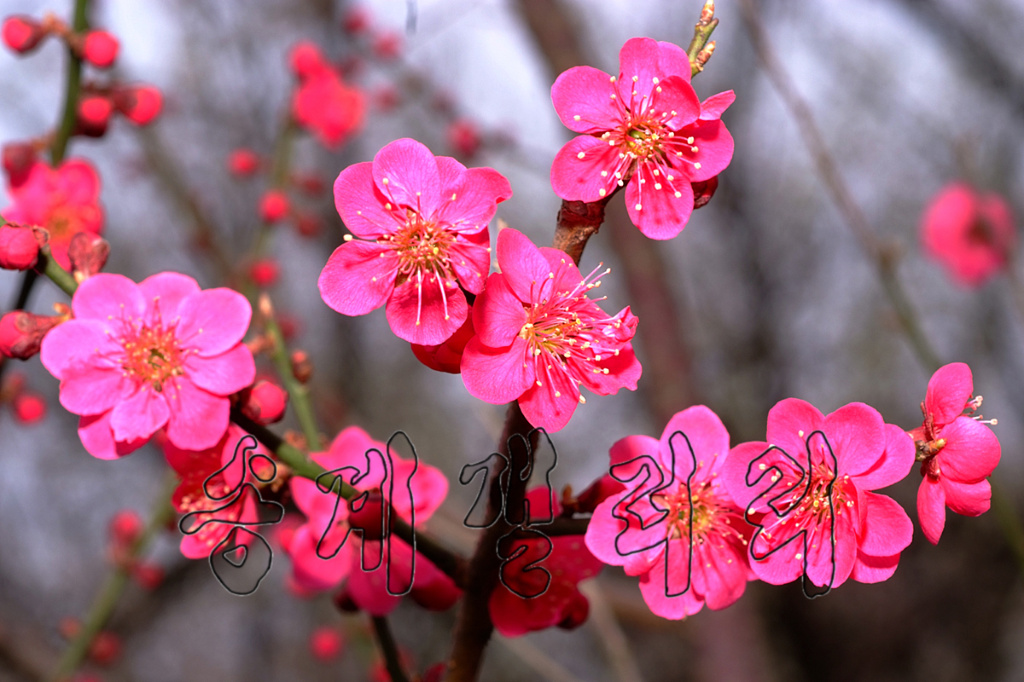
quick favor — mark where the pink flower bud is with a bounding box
[114,84,162,125]
[309,626,345,662]
[341,7,371,35]
[132,562,165,590]
[77,94,114,137]
[692,175,719,210]
[372,84,400,112]
[288,41,328,80]
[248,258,280,287]
[294,211,321,238]
[372,31,402,60]
[240,379,288,424]
[0,224,41,270]
[0,310,65,359]
[447,119,482,160]
[68,232,110,282]
[3,141,38,188]
[259,190,290,223]
[88,631,122,666]
[109,509,143,547]
[228,148,261,176]
[2,15,45,54]
[12,391,45,423]
[82,29,119,68]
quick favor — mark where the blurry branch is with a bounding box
[738,0,942,373]
[51,0,89,164]
[250,115,297,260]
[371,616,411,682]
[48,475,177,682]
[134,128,235,281]
[687,0,719,76]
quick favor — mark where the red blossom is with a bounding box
[912,363,1000,544]
[2,158,104,269]
[447,119,482,159]
[113,84,163,126]
[292,67,365,149]
[248,258,280,287]
[319,138,511,345]
[310,626,345,662]
[2,15,45,54]
[259,190,290,223]
[586,406,755,618]
[81,29,119,68]
[227,148,261,176]
[550,37,734,239]
[461,228,641,432]
[239,379,288,424]
[40,272,255,458]
[723,399,915,589]
[12,391,46,424]
[921,183,1016,287]
[410,305,475,374]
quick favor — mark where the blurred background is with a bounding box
[1,0,1023,680]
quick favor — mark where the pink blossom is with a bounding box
[911,362,1000,544]
[284,426,456,614]
[319,138,511,345]
[490,487,602,636]
[39,272,255,458]
[723,399,915,589]
[461,227,640,431]
[291,53,365,149]
[586,406,755,619]
[2,159,103,269]
[921,183,1016,286]
[164,425,269,559]
[550,37,734,239]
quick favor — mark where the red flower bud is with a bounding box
[240,379,288,424]
[81,29,119,68]
[114,84,162,125]
[294,212,321,238]
[12,391,46,423]
[109,509,143,547]
[227,148,261,176]
[76,94,113,137]
[132,562,165,590]
[288,41,328,81]
[556,590,590,630]
[290,350,313,383]
[309,626,345,662]
[2,15,45,54]
[3,141,38,188]
[259,190,290,223]
[0,309,66,359]
[341,7,371,35]
[88,631,122,666]
[447,119,482,160]
[692,175,719,210]
[372,31,402,60]
[0,224,41,270]
[410,309,474,374]
[292,172,325,196]
[248,258,280,288]
[68,232,110,282]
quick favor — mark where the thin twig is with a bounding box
[371,616,411,682]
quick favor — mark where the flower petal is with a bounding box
[318,240,397,315]
[765,398,824,463]
[550,135,622,203]
[175,288,252,357]
[449,228,491,295]
[385,274,468,345]
[496,228,554,302]
[109,386,170,443]
[78,411,146,460]
[942,477,991,517]
[72,273,144,322]
[518,362,579,432]
[625,164,694,240]
[435,166,511,230]
[680,118,734,182]
[165,378,230,451]
[936,417,1000,482]
[184,344,256,396]
[824,402,885,478]
[138,272,200,323]
[700,91,736,120]
[925,362,973,427]
[551,65,620,134]
[917,475,946,545]
[857,491,913,557]
[371,138,442,217]
[617,37,662,101]
[852,423,915,491]
[461,335,533,404]
[850,550,900,584]
[333,161,401,239]
[659,405,730,480]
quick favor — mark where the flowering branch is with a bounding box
[370,616,411,682]
[50,0,89,165]
[48,475,176,682]
[38,247,78,297]
[686,0,718,76]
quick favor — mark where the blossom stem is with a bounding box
[230,410,468,585]
[39,247,79,297]
[51,0,90,165]
[258,293,322,449]
[370,616,411,682]
[686,0,719,75]
[554,196,613,266]
[48,475,176,682]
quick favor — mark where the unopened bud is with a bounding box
[81,29,119,68]
[309,626,345,662]
[0,309,67,359]
[12,391,45,423]
[113,84,162,125]
[448,119,482,160]
[291,350,313,383]
[228,148,261,176]
[109,509,143,547]
[2,15,45,54]
[341,7,371,35]
[259,190,290,224]
[58,616,81,640]
[700,0,716,25]
[0,224,42,270]
[248,258,280,288]
[695,41,716,72]
[240,379,288,424]
[132,562,165,590]
[2,141,37,187]
[372,31,402,60]
[88,631,122,666]
[294,211,321,238]
[68,231,109,282]
[76,94,113,137]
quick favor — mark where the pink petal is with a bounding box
[700,91,736,120]
[656,41,693,82]
[550,135,622,203]
[925,362,973,427]
[57,159,100,204]
[765,398,824,463]
[41,318,120,382]
[165,378,229,450]
[72,273,144,322]
[942,478,991,517]
[460,335,534,404]
[109,386,170,443]
[288,525,353,591]
[625,164,694,240]
[720,440,771,513]
[852,423,915,491]
[347,541,404,615]
[448,228,490,295]
[917,475,946,545]
[609,434,661,467]
[371,138,442,217]
[472,273,526,348]
[660,405,729,479]
[518,364,579,432]
[805,511,856,589]
[394,457,449,522]
[587,344,642,395]
[78,411,146,460]
[333,161,401,239]
[385,275,468,345]
[617,37,662,101]
[692,540,749,610]
[936,417,1000,482]
[857,491,913,557]
[550,65,621,134]
[850,550,900,584]
[435,166,511,230]
[679,119,734,182]
[585,497,634,568]
[320,425,381,471]
[138,272,200,323]
[184,344,256,396]
[495,228,555,301]
[318,240,397,315]
[175,288,252,357]
[824,402,885,478]
[638,539,705,619]
[654,76,701,129]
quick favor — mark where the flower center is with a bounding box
[381,211,456,285]
[119,319,186,390]
[654,479,746,547]
[45,203,85,239]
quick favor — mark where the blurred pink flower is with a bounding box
[319,137,511,345]
[911,362,1000,544]
[461,227,640,431]
[921,183,1015,286]
[550,37,734,239]
[40,272,254,458]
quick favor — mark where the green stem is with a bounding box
[371,616,411,682]
[686,0,719,75]
[260,295,321,449]
[39,247,79,297]
[48,475,176,682]
[51,0,90,164]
